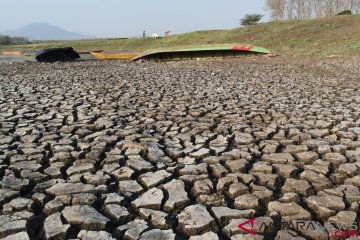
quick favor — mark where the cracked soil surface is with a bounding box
[0,57,360,240]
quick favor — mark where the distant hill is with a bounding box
[1,23,93,41]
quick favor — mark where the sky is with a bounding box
[0,0,269,38]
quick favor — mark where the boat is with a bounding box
[131,44,270,61]
[35,47,80,63]
[1,51,21,56]
[90,52,141,60]
[78,50,103,54]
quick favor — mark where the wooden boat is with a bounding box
[132,44,270,61]
[90,52,140,60]
[78,50,103,54]
[35,47,80,63]
[1,51,21,56]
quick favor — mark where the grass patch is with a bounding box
[1,15,359,59]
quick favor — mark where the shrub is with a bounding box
[240,14,264,26]
[0,35,29,45]
[336,10,352,15]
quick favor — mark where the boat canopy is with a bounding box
[35,47,80,63]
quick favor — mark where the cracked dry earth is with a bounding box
[0,58,360,240]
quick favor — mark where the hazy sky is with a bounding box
[0,0,269,38]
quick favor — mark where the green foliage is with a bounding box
[240,14,264,26]
[336,10,352,16]
[0,35,11,45]
[0,35,30,45]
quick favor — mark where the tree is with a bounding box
[9,37,29,45]
[240,14,264,26]
[265,0,286,20]
[0,35,11,45]
[0,35,30,45]
[336,9,352,15]
[265,0,360,20]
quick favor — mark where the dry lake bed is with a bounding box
[0,57,360,240]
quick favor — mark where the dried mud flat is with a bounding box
[0,57,360,240]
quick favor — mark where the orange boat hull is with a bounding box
[90,52,140,60]
[1,51,21,56]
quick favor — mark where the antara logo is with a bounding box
[237,218,360,239]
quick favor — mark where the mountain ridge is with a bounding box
[1,23,93,41]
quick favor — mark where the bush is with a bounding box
[0,35,29,45]
[240,14,264,26]
[336,10,352,15]
[0,35,11,45]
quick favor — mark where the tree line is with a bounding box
[0,35,30,45]
[265,0,360,20]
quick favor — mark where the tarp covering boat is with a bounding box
[35,47,80,63]
[131,44,270,61]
